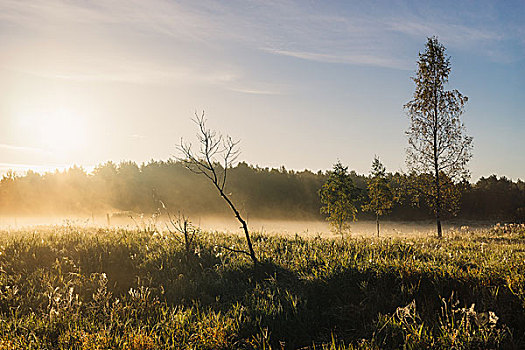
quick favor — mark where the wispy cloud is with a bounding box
[268,49,411,70]
[388,20,503,44]
[226,80,286,95]
[226,87,283,95]
[7,60,238,87]
[254,4,515,66]
[0,162,91,175]
[0,0,521,88]
[0,0,278,92]
[0,143,50,155]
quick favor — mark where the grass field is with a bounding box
[0,224,524,349]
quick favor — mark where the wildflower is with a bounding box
[488,311,499,326]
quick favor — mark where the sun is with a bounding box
[20,108,88,158]
[41,109,87,152]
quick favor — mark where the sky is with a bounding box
[0,0,523,181]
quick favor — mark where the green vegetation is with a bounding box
[362,157,395,237]
[1,162,523,223]
[0,225,524,349]
[404,36,473,237]
[319,161,359,237]
[0,36,522,349]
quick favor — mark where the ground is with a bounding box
[0,223,523,349]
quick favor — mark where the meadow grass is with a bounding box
[0,224,523,349]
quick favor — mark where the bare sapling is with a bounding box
[160,200,198,260]
[178,112,258,266]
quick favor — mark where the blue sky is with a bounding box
[0,0,523,180]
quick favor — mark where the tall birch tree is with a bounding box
[405,37,473,237]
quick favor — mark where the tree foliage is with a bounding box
[405,36,473,237]
[319,161,359,236]
[362,157,394,236]
[0,163,523,223]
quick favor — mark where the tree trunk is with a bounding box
[436,214,442,238]
[220,191,258,265]
[433,81,443,239]
[183,220,190,259]
[434,166,443,238]
[376,213,380,237]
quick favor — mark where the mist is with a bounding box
[0,213,495,240]
[1,160,523,225]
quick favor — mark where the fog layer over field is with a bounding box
[0,215,493,238]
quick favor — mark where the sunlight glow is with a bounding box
[20,108,88,157]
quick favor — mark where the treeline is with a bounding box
[0,160,524,222]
